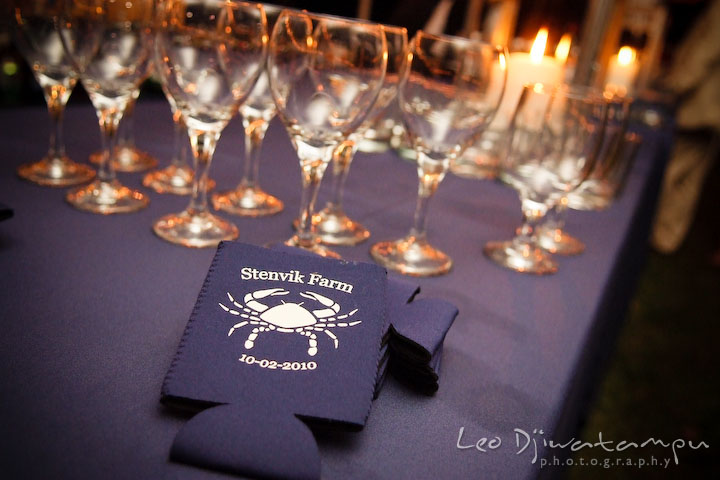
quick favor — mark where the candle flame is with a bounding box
[530,28,549,64]
[617,46,636,66]
[499,51,506,70]
[555,33,571,63]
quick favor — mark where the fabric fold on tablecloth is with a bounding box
[0,203,13,222]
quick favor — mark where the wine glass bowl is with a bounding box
[484,83,608,274]
[152,0,267,247]
[12,0,96,187]
[370,32,506,276]
[268,10,388,257]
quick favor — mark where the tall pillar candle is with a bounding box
[605,46,639,98]
[490,28,564,128]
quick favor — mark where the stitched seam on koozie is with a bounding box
[364,271,388,422]
[162,242,225,397]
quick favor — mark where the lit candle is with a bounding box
[555,33,575,83]
[605,46,638,98]
[554,33,571,65]
[490,28,565,128]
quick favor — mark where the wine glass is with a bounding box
[59,0,153,214]
[537,93,629,255]
[484,84,608,274]
[141,81,192,194]
[310,24,408,246]
[211,4,286,217]
[12,0,95,187]
[565,95,634,210]
[267,10,388,258]
[142,47,215,196]
[152,0,267,247]
[370,32,506,276]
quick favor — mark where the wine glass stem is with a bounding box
[409,153,446,241]
[97,109,123,182]
[120,96,137,149]
[517,198,547,246]
[327,139,355,210]
[46,84,68,161]
[188,129,220,215]
[296,163,327,246]
[239,116,269,189]
[171,112,187,168]
[550,199,568,229]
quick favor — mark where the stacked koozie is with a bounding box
[162,242,457,479]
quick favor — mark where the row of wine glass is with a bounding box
[13,0,637,277]
[13,2,405,247]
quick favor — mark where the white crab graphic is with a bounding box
[219,288,360,356]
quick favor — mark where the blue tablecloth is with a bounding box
[0,99,669,479]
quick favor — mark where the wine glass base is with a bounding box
[284,236,341,259]
[17,156,95,187]
[537,228,585,255]
[370,235,452,277]
[483,240,557,274]
[153,210,239,248]
[90,147,158,173]
[357,138,390,153]
[142,165,215,195]
[212,187,284,217]
[566,189,611,211]
[312,207,370,246]
[66,179,149,214]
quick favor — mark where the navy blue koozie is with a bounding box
[387,295,458,394]
[163,242,387,479]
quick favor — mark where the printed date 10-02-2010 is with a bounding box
[238,353,317,371]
